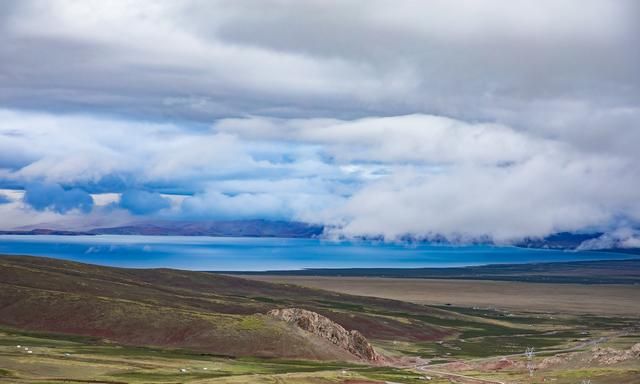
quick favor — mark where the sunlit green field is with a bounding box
[0,328,444,384]
[2,325,639,384]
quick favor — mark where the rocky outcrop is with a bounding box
[267,308,380,361]
[539,343,640,369]
[588,343,640,365]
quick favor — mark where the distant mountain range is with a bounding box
[0,220,323,238]
[228,258,640,284]
[0,224,633,253]
[0,228,95,236]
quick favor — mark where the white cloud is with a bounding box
[577,228,640,250]
[2,107,640,241]
[218,113,640,241]
[328,156,638,242]
[0,200,61,230]
[1,1,637,121]
[180,190,342,222]
[0,109,259,188]
[0,1,638,242]
[216,114,556,165]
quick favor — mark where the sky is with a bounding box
[0,0,639,244]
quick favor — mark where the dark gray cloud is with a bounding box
[119,190,171,215]
[23,182,93,214]
[1,0,637,123]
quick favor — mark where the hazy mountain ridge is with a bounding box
[229,259,640,284]
[91,219,324,237]
[0,228,95,236]
[3,224,640,255]
[1,220,323,238]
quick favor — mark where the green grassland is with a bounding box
[0,328,444,384]
[2,328,638,383]
[1,256,639,383]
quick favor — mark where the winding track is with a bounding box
[415,366,506,384]
[411,334,615,384]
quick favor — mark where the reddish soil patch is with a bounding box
[342,380,384,384]
[481,358,515,371]
[441,361,472,371]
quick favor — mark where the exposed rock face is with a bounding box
[539,343,640,368]
[588,343,640,365]
[267,308,380,361]
[538,355,567,369]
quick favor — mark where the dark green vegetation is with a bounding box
[229,258,640,284]
[379,305,638,360]
[2,327,638,384]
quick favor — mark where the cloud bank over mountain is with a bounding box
[0,0,638,242]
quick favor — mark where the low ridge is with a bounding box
[0,255,457,361]
[268,308,381,362]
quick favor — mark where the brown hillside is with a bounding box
[0,255,453,360]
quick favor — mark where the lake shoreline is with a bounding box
[0,234,638,272]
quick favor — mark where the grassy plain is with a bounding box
[0,328,444,384]
[240,276,640,316]
[1,322,638,383]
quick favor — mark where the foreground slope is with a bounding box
[2,256,639,383]
[0,255,481,360]
[0,258,357,360]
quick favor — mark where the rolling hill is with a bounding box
[0,255,484,361]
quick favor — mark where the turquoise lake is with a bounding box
[0,235,635,271]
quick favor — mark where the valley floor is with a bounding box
[239,276,640,316]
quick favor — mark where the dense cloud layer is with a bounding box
[23,183,93,214]
[119,190,172,215]
[0,1,638,242]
